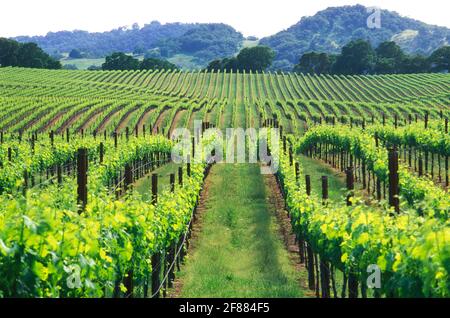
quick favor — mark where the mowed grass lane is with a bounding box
[177,163,306,298]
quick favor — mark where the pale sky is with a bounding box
[1,0,449,38]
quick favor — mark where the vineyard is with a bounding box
[0,67,449,298]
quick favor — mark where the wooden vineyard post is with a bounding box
[321,176,328,205]
[30,136,35,153]
[376,178,382,201]
[419,156,424,177]
[388,147,400,214]
[305,175,311,196]
[143,125,146,138]
[124,164,133,192]
[320,259,330,298]
[438,154,442,183]
[77,148,88,213]
[170,173,175,193]
[316,176,329,298]
[346,167,354,206]
[178,167,183,187]
[8,147,12,161]
[104,130,107,141]
[151,174,158,204]
[57,165,62,185]
[187,154,191,178]
[431,153,435,179]
[408,146,412,168]
[305,174,315,291]
[362,160,366,189]
[167,174,176,289]
[446,155,449,188]
[345,168,358,298]
[50,130,54,147]
[99,142,104,164]
[122,164,134,298]
[114,132,118,149]
[295,173,309,265]
[346,166,357,297]
[295,162,300,184]
[151,173,160,298]
[348,272,358,298]
[151,252,161,298]
[424,112,429,129]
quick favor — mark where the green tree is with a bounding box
[332,40,375,75]
[102,52,140,70]
[376,41,404,59]
[293,52,333,74]
[236,46,275,72]
[374,41,405,74]
[206,59,223,71]
[0,38,20,66]
[140,58,178,70]
[87,65,102,71]
[69,49,83,59]
[16,43,61,69]
[429,46,450,72]
[400,55,430,73]
[223,57,239,72]
[0,38,61,69]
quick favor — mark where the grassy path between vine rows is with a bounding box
[296,155,347,202]
[134,163,180,199]
[171,163,310,298]
[297,154,379,205]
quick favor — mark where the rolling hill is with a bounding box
[12,5,450,71]
[260,4,450,70]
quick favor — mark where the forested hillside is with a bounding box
[260,5,450,70]
[14,22,244,66]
